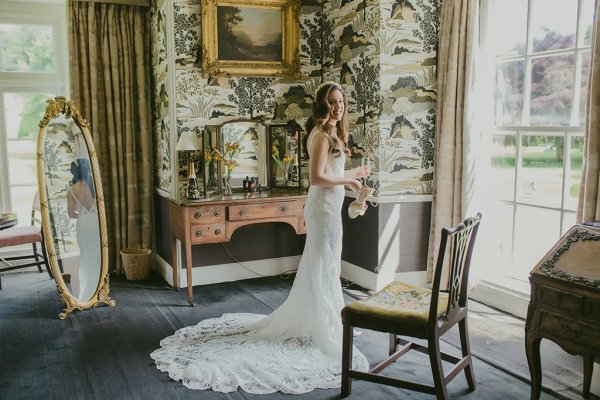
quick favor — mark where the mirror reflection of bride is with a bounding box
[66,158,100,301]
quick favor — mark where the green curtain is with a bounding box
[68,0,152,273]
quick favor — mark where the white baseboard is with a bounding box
[470,278,530,319]
[155,254,301,288]
[341,260,378,291]
[156,254,428,295]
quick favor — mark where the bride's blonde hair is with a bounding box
[305,81,350,158]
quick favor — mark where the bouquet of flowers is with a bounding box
[271,140,293,179]
[206,142,240,193]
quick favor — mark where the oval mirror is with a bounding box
[36,97,116,319]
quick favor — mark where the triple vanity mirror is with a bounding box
[196,120,303,198]
[37,96,115,319]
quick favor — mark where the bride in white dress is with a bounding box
[67,158,101,302]
[151,81,370,394]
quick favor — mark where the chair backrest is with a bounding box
[429,213,482,328]
[30,191,42,227]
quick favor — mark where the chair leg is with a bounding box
[459,318,476,391]
[32,243,43,273]
[341,321,354,398]
[428,337,448,400]
[389,333,397,356]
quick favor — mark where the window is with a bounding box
[481,0,593,283]
[0,1,69,228]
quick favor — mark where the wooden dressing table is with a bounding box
[525,222,600,399]
[168,190,307,306]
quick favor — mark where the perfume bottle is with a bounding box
[187,159,200,200]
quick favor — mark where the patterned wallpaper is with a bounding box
[151,0,172,193]
[151,0,439,196]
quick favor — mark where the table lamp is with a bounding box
[176,130,203,200]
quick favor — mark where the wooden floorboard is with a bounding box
[0,270,581,400]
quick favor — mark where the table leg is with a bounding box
[583,355,593,399]
[171,236,179,290]
[525,333,542,400]
[185,241,195,307]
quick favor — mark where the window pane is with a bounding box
[530,54,575,126]
[485,202,515,272]
[0,24,55,73]
[495,60,524,125]
[562,211,576,234]
[517,135,564,208]
[579,51,591,126]
[3,93,53,139]
[531,0,577,53]
[9,185,37,227]
[564,135,583,211]
[513,205,561,280]
[490,134,516,201]
[580,0,595,47]
[488,0,527,57]
[7,140,37,186]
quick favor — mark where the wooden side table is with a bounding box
[168,191,307,306]
[0,213,17,230]
[525,222,600,399]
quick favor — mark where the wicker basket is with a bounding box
[121,248,151,281]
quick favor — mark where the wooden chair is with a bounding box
[0,192,52,288]
[341,213,482,400]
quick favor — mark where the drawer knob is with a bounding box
[194,211,202,219]
[195,230,202,237]
[214,210,221,217]
[214,228,222,235]
[281,205,288,213]
[239,209,247,216]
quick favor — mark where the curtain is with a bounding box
[577,0,600,223]
[68,0,152,273]
[426,0,479,282]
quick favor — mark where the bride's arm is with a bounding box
[309,134,361,192]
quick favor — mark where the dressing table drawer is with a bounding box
[189,206,226,225]
[228,201,299,221]
[190,224,226,244]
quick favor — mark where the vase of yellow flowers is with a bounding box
[205,141,240,195]
[271,139,293,186]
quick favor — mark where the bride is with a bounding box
[151,81,370,394]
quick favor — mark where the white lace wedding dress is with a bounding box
[150,130,369,394]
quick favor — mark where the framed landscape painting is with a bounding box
[201,0,300,77]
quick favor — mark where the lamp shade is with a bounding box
[176,130,203,151]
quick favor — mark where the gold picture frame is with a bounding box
[201,0,300,78]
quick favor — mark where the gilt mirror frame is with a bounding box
[36,96,115,319]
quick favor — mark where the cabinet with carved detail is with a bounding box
[525,222,600,400]
[168,191,307,306]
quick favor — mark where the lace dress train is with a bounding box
[150,132,369,394]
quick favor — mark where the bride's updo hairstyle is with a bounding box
[305,81,351,158]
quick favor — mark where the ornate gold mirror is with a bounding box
[36,97,115,319]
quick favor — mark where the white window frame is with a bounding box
[0,0,69,213]
[473,0,591,317]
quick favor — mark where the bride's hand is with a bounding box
[346,179,362,193]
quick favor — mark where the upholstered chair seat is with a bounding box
[344,282,449,336]
[0,226,42,247]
